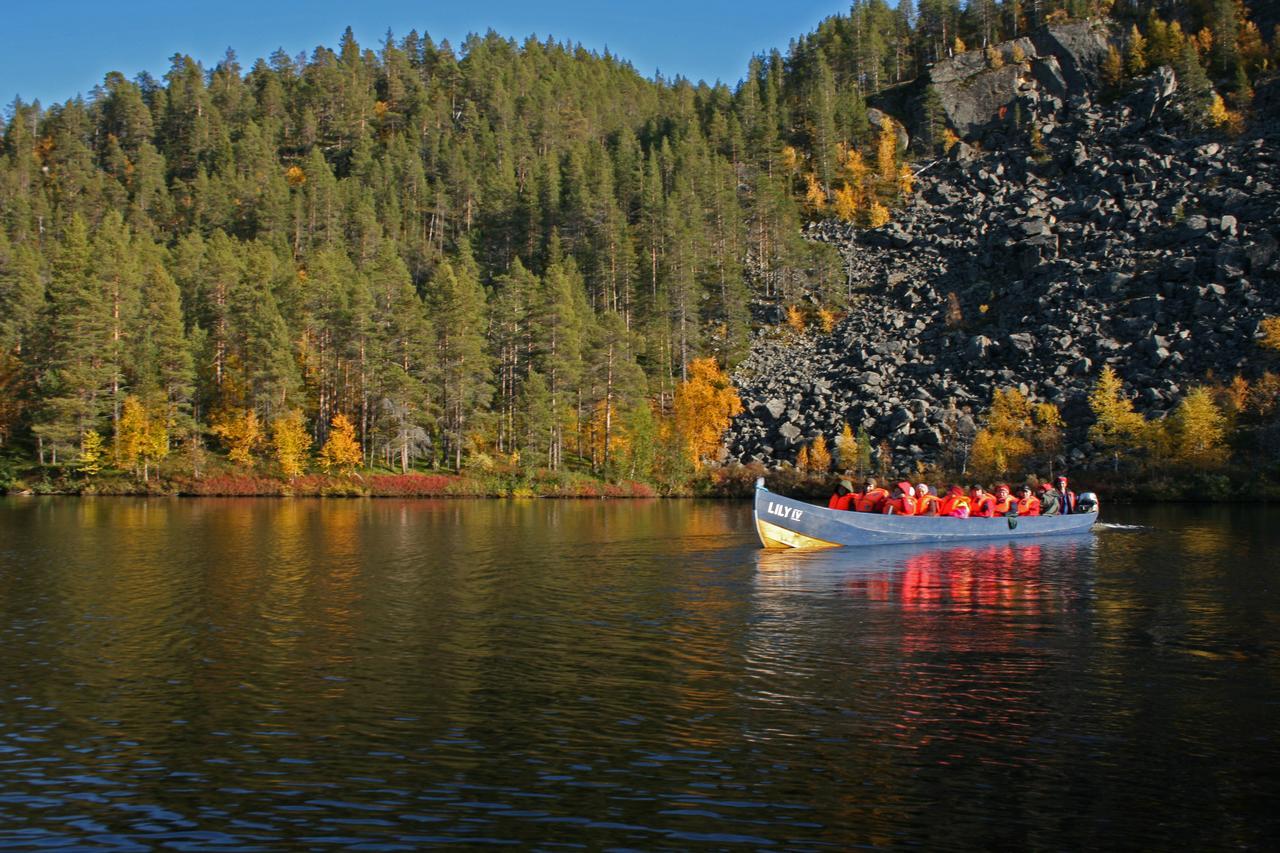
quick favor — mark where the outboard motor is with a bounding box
[1076,492,1099,513]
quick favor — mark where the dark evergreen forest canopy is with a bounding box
[0,1,1272,483]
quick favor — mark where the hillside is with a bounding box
[728,23,1280,478]
[0,3,1277,493]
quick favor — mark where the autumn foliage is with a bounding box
[318,414,363,475]
[673,358,743,467]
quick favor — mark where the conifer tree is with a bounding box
[431,246,491,470]
[1088,366,1148,471]
[33,215,114,464]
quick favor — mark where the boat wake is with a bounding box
[1095,522,1146,530]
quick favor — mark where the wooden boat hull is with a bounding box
[753,480,1097,548]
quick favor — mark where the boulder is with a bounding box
[1032,22,1112,91]
[867,107,910,152]
[935,62,1027,139]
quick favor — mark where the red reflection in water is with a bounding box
[843,542,1067,613]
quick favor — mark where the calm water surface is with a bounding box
[1,498,1278,849]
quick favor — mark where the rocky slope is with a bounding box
[727,45,1280,471]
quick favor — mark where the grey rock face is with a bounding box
[730,49,1280,473]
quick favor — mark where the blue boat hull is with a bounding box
[753,480,1097,548]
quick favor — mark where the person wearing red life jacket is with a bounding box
[854,477,889,513]
[970,485,996,518]
[992,484,1016,515]
[1055,475,1076,514]
[939,485,971,517]
[828,479,855,511]
[881,481,917,515]
[1016,485,1041,516]
[915,483,940,516]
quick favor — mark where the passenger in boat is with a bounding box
[992,484,1016,515]
[970,485,996,517]
[1016,485,1042,516]
[915,483,940,516]
[882,481,917,515]
[939,485,971,517]
[828,479,856,511]
[854,478,890,513]
[1055,475,1077,514]
[1037,482,1062,516]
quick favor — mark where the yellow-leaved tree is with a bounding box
[804,173,826,214]
[674,357,743,467]
[785,305,807,333]
[79,430,105,477]
[840,146,869,203]
[806,434,832,473]
[115,395,169,481]
[835,423,858,471]
[115,396,149,473]
[1032,402,1065,471]
[1260,316,1280,351]
[867,201,891,228]
[1088,366,1148,471]
[1170,387,1228,468]
[212,408,264,468]
[876,119,898,189]
[897,163,915,199]
[319,413,363,475]
[832,185,860,222]
[970,387,1035,478]
[271,410,311,479]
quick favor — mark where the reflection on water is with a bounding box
[1,498,1278,848]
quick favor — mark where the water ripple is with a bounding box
[1,498,1278,848]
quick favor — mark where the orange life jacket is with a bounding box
[882,495,917,515]
[1017,496,1041,516]
[828,493,854,511]
[916,494,940,516]
[939,494,970,516]
[993,496,1016,514]
[855,487,888,513]
[970,494,996,517]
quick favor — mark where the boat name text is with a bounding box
[767,502,804,522]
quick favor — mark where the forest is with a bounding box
[0,1,1274,495]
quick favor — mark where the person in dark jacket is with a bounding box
[1038,482,1062,516]
[828,479,855,511]
[1055,475,1076,514]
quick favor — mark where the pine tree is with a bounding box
[33,215,114,465]
[430,245,491,470]
[519,370,553,469]
[1173,39,1216,127]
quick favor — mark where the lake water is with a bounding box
[1,497,1277,849]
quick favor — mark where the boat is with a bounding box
[753,478,1097,549]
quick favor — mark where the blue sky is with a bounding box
[2,0,852,108]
